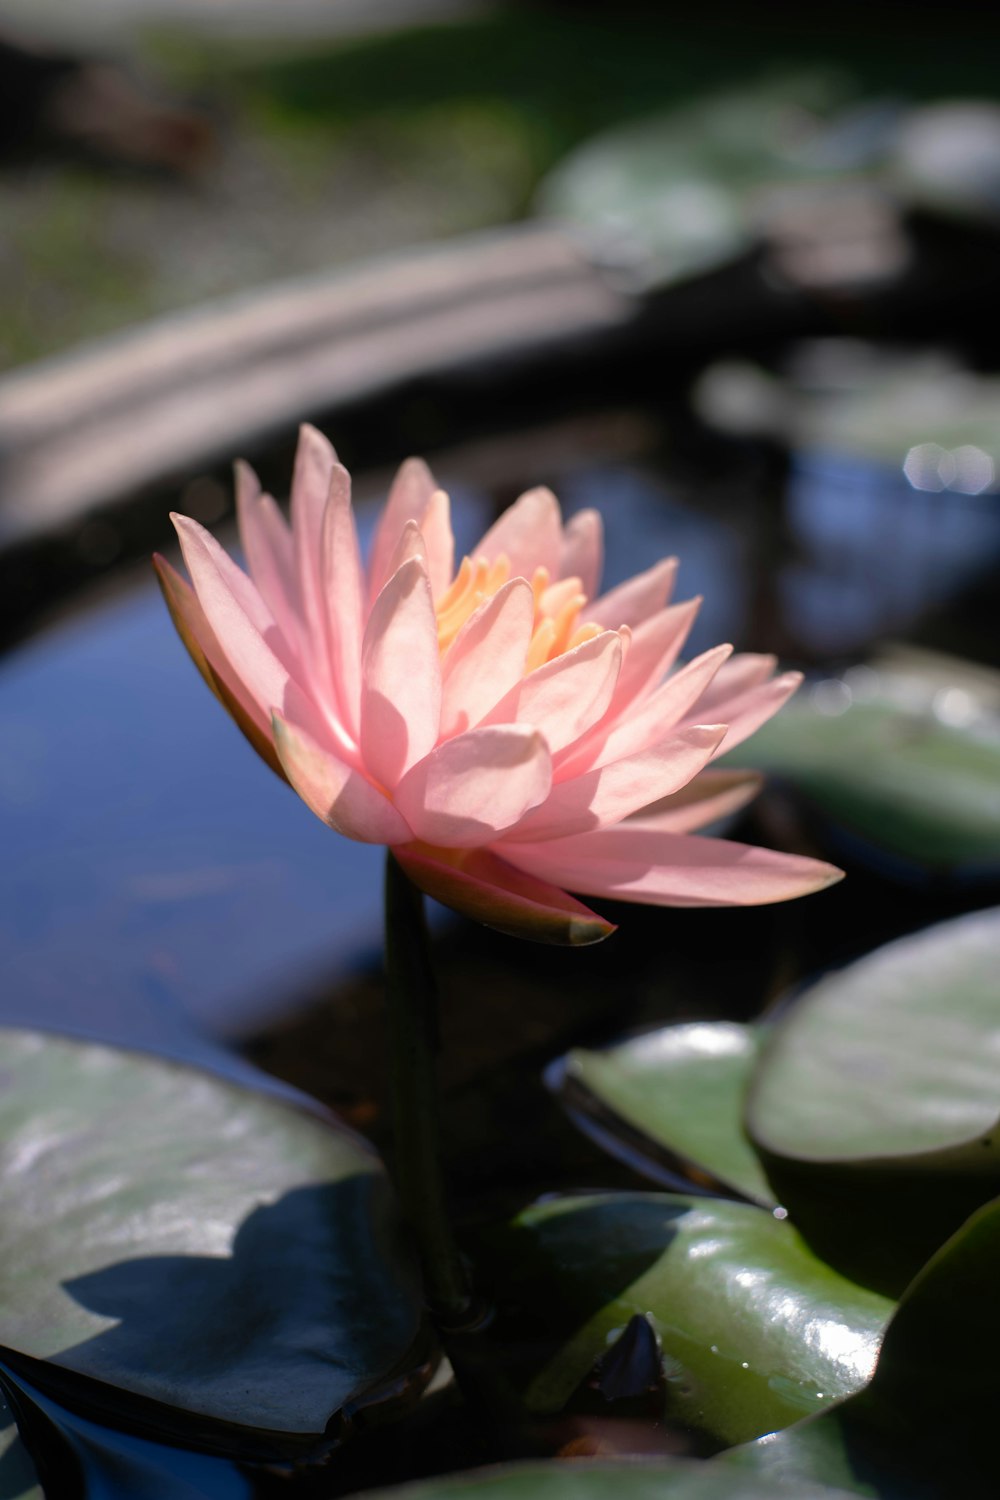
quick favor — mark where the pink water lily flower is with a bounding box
[156,426,841,944]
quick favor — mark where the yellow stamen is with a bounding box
[567,621,603,651]
[525,619,558,674]
[435,555,513,651]
[549,593,586,657]
[436,556,474,618]
[434,551,605,674]
[530,566,550,614]
[539,576,583,616]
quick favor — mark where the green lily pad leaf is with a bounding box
[0,1027,427,1457]
[721,1196,1000,1498]
[729,691,1000,872]
[536,76,850,288]
[364,1457,862,1500]
[746,907,1000,1293]
[0,1385,42,1500]
[1,1361,251,1499]
[470,1193,891,1448]
[555,1024,775,1205]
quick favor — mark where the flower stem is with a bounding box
[383,852,474,1327]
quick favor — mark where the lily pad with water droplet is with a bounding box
[747,907,1000,1293]
[553,1023,775,1205]
[469,1192,891,1448]
[720,1195,1000,1498]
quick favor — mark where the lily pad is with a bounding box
[536,76,851,288]
[722,1195,1000,1498]
[730,693,1000,872]
[554,1024,775,1205]
[0,1027,427,1457]
[1,1361,251,1500]
[363,1457,861,1500]
[470,1192,891,1448]
[747,908,1000,1292]
[0,1384,42,1500]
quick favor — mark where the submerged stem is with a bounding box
[383,852,473,1327]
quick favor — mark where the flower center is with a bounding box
[435,554,601,670]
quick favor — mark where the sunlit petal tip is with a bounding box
[233,457,261,504]
[154,553,287,781]
[397,455,436,486]
[298,421,337,460]
[503,829,844,909]
[392,843,616,946]
[327,458,352,496]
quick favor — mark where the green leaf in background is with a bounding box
[362,1456,862,1500]
[729,694,1000,872]
[470,1193,891,1448]
[536,76,851,288]
[0,1028,427,1457]
[721,1196,1000,1498]
[555,1024,775,1206]
[747,907,1000,1293]
[0,1384,42,1500]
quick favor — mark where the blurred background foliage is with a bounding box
[3,0,1000,365]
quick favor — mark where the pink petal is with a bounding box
[504,723,726,843]
[418,487,456,601]
[612,597,702,707]
[553,598,702,777]
[368,459,454,600]
[154,554,286,780]
[382,518,427,579]
[273,714,410,844]
[634,769,763,832]
[484,630,624,755]
[588,557,678,631]
[559,508,604,598]
[392,843,615,945]
[290,423,337,547]
[320,463,365,742]
[693,653,779,717]
[171,514,305,726]
[360,557,442,789]
[700,672,803,757]
[440,579,534,738]
[290,425,338,687]
[503,823,843,907]
[173,512,289,658]
[394,725,552,848]
[583,643,733,770]
[235,460,300,644]
[474,486,563,581]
